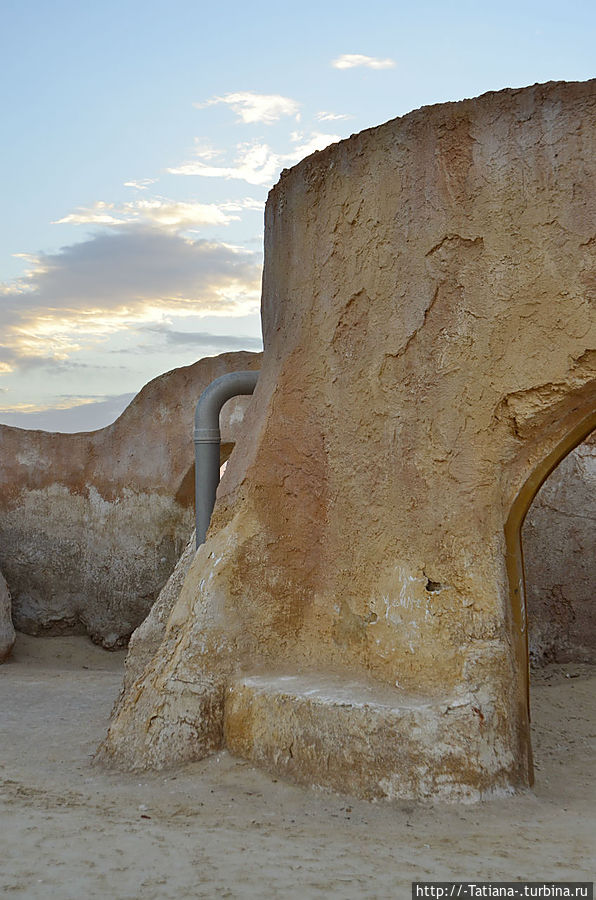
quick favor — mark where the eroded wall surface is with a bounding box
[100,80,596,800]
[0,351,261,647]
[0,569,15,662]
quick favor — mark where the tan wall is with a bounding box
[0,568,15,662]
[0,351,261,647]
[101,81,596,798]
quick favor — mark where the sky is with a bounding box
[1,0,595,432]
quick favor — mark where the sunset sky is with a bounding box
[2,0,595,431]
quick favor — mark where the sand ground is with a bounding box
[0,634,593,899]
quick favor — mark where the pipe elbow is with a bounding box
[194,369,260,548]
[194,370,260,443]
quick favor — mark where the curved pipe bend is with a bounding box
[194,370,259,548]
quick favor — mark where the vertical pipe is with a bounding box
[194,440,222,550]
[194,370,259,548]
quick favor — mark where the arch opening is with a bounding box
[523,431,596,667]
[505,407,596,784]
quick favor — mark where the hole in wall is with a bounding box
[425,578,443,592]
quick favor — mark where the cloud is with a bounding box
[123,178,157,191]
[169,132,341,187]
[332,54,396,70]
[0,393,137,433]
[140,322,262,350]
[0,346,82,374]
[316,111,352,122]
[169,142,280,186]
[288,132,341,157]
[196,91,300,125]
[188,140,225,161]
[0,348,128,375]
[0,227,262,369]
[54,198,241,230]
[220,197,265,212]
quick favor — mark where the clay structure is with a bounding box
[92,81,596,798]
[118,435,595,689]
[97,81,596,798]
[0,569,15,663]
[0,351,261,647]
[101,80,596,799]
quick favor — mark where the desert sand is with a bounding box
[0,634,593,899]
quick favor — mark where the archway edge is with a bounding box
[504,401,596,743]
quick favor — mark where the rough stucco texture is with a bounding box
[122,532,197,691]
[0,569,16,663]
[0,351,261,647]
[100,81,596,800]
[524,432,596,664]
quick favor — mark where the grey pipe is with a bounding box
[194,370,259,548]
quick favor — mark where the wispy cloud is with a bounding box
[169,132,341,187]
[140,322,262,350]
[0,392,134,415]
[0,227,262,371]
[0,393,137,433]
[123,178,157,191]
[188,140,225,161]
[288,132,341,157]
[195,91,301,125]
[316,111,352,122]
[332,54,396,70]
[169,142,280,186]
[54,198,242,230]
[220,197,265,213]
[0,346,96,375]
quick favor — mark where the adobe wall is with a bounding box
[0,351,261,647]
[524,432,596,664]
[100,80,596,800]
[0,568,15,662]
[120,436,596,684]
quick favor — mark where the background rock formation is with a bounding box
[0,351,261,647]
[98,79,594,798]
[0,569,16,662]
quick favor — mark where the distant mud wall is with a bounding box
[524,432,596,664]
[0,351,261,647]
[0,568,15,662]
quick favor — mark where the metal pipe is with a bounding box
[194,370,259,548]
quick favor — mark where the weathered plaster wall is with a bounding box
[122,532,196,689]
[524,432,596,664]
[100,80,596,800]
[0,569,15,663]
[120,439,596,705]
[0,351,261,647]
